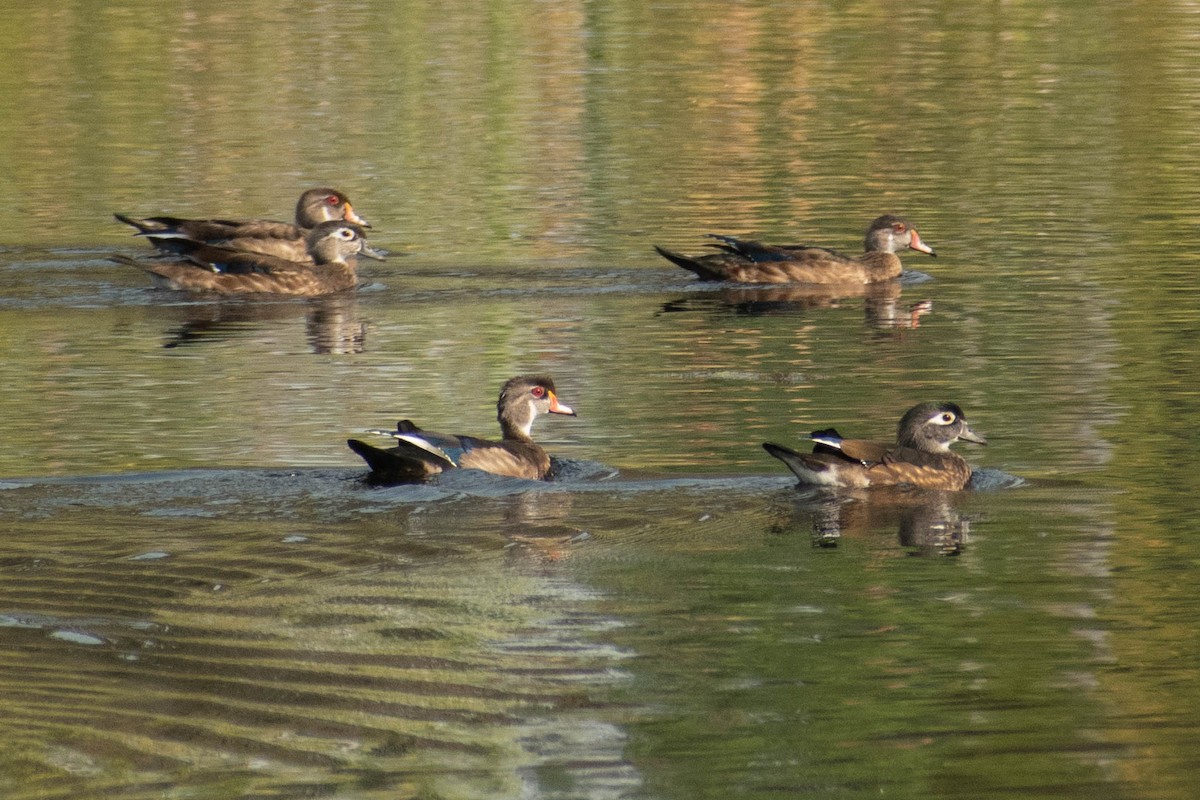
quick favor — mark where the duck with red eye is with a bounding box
[654,215,935,285]
[347,376,578,482]
[763,402,986,491]
[113,220,384,296]
[115,187,372,263]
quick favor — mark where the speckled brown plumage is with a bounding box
[655,215,936,285]
[115,221,383,296]
[115,188,371,263]
[763,402,985,490]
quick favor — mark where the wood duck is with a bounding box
[655,215,935,284]
[114,221,384,296]
[347,375,577,482]
[763,402,986,490]
[115,187,371,263]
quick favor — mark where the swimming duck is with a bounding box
[115,187,371,262]
[114,221,383,296]
[347,375,577,482]
[655,215,935,284]
[763,401,985,490]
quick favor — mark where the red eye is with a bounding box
[893,223,906,232]
[530,386,546,398]
[326,195,340,205]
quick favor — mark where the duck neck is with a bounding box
[311,260,358,294]
[859,252,902,280]
[899,432,955,455]
[310,246,351,267]
[498,404,536,442]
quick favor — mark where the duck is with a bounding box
[113,220,384,296]
[762,402,985,490]
[654,215,935,284]
[347,375,577,482]
[114,187,371,262]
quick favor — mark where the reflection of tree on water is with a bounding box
[774,487,971,556]
[155,294,367,354]
[660,279,932,331]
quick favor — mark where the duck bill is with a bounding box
[909,230,936,257]
[959,426,987,445]
[343,204,371,228]
[548,391,577,417]
[358,242,388,261]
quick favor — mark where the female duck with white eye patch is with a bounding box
[763,402,986,491]
[115,187,371,263]
[114,221,384,296]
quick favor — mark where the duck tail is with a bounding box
[653,245,726,281]
[113,213,145,232]
[763,442,836,485]
[347,438,444,483]
[113,213,171,235]
[347,438,417,481]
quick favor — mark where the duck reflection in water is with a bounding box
[660,280,933,331]
[155,294,367,354]
[386,475,590,562]
[772,487,972,556]
[500,490,591,562]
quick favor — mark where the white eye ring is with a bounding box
[934,412,956,425]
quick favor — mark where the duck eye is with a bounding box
[530,386,546,399]
[893,223,906,232]
[939,412,956,424]
[326,195,340,205]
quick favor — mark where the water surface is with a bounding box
[1,1,1199,798]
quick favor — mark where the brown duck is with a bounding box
[115,187,371,262]
[763,402,986,490]
[655,215,935,284]
[347,376,577,482]
[114,221,384,296]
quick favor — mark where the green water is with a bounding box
[1,1,1198,798]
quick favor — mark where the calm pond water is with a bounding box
[2,1,1200,798]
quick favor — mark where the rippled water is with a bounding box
[2,1,1200,798]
